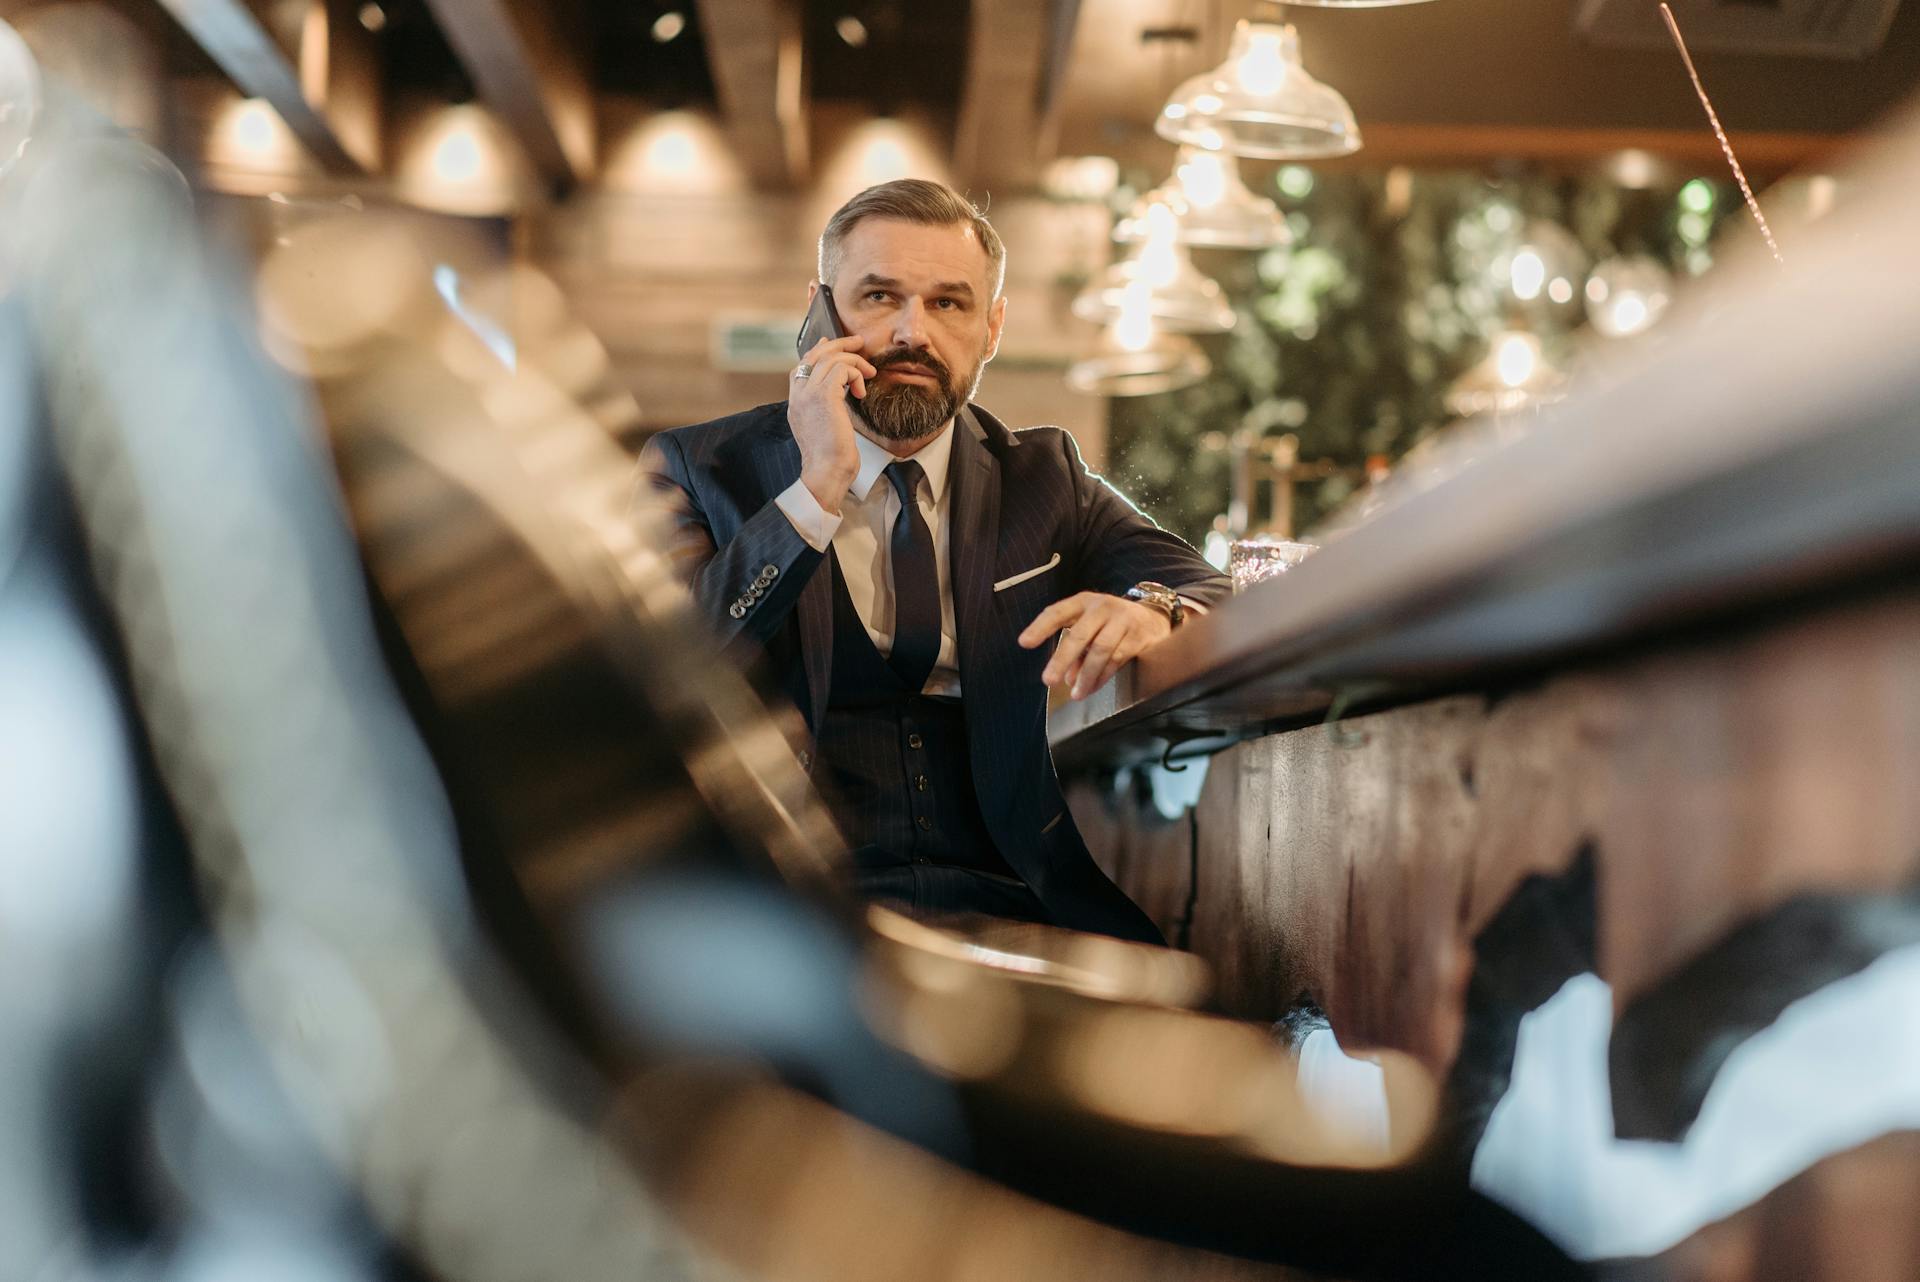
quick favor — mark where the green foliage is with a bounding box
[1108,167,1735,544]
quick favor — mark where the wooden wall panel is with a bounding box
[1070,774,1202,946]
[1091,591,1920,1073]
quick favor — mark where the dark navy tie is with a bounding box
[884,460,939,693]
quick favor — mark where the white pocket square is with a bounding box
[993,552,1061,593]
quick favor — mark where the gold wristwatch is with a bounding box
[1125,581,1186,629]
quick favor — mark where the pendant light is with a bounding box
[1585,255,1674,339]
[1115,142,1291,251]
[1067,294,1212,397]
[1073,203,1236,333]
[1156,19,1361,161]
[1444,329,1567,418]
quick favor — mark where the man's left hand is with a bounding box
[1018,592,1174,701]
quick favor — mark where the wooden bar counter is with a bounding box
[1050,120,1920,1271]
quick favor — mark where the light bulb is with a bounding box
[1113,289,1157,352]
[1495,333,1537,387]
[1585,255,1673,339]
[1177,149,1229,210]
[1134,204,1182,287]
[1235,27,1289,96]
[1510,250,1546,301]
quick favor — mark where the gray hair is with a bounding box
[817,179,1007,299]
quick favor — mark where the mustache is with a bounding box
[871,348,953,382]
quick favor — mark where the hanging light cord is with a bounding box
[1660,2,1784,264]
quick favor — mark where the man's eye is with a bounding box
[866,291,890,303]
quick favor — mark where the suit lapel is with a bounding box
[756,422,833,730]
[950,407,1001,705]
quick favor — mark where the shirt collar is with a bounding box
[848,421,956,504]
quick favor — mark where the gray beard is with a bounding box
[864,355,990,441]
[856,378,961,442]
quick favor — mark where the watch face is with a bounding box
[1129,583,1182,624]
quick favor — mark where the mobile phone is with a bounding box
[796,284,846,358]
[796,286,860,408]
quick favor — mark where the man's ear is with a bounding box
[983,294,1009,364]
[806,281,820,308]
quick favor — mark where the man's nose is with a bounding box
[891,297,930,349]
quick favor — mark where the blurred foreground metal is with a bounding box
[1,45,1573,1282]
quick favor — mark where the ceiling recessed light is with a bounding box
[357,2,386,32]
[836,15,869,47]
[651,10,687,42]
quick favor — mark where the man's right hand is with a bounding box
[789,335,875,516]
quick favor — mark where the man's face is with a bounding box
[819,217,1008,444]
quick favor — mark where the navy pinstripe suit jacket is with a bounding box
[638,400,1229,942]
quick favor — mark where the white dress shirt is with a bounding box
[775,424,963,697]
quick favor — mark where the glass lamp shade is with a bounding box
[1585,255,1674,339]
[1444,330,1567,417]
[1115,145,1291,250]
[1156,21,1361,161]
[0,20,41,180]
[1074,205,1236,333]
[1495,219,1588,316]
[1066,323,1212,398]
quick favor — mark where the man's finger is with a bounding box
[1080,633,1147,702]
[803,334,867,364]
[806,350,877,383]
[1069,615,1128,700]
[799,351,876,404]
[1050,604,1115,690]
[827,357,870,399]
[1041,614,1099,686]
[1019,595,1087,649]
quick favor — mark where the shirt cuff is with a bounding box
[1177,594,1210,617]
[775,478,843,553]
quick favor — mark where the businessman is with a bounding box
[639,179,1227,943]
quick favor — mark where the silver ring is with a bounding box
[792,363,814,381]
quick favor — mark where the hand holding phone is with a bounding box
[789,286,873,515]
[796,284,848,360]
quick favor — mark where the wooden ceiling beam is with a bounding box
[418,0,593,190]
[1069,119,1847,181]
[153,0,364,174]
[1037,0,1085,147]
[698,0,808,189]
[954,0,1075,194]
[1319,123,1850,175]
